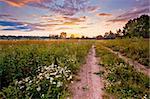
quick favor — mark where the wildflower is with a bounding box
[50,77,54,83]
[36,86,41,92]
[25,77,30,82]
[143,94,147,99]
[55,75,61,78]
[18,81,23,84]
[20,86,24,89]
[29,80,32,84]
[42,94,45,98]
[15,80,18,85]
[57,82,63,87]
[52,82,56,84]
[39,76,43,80]
[71,81,74,83]
[67,75,72,81]
[36,80,39,84]
[51,63,54,68]
[39,73,42,76]
[45,73,50,79]
[50,72,57,75]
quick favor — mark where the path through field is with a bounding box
[70,45,104,99]
[103,46,150,76]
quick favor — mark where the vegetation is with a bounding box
[95,44,149,98]
[123,15,150,38]
[96,15,150,40]
[0,38,149,99]
[99,38,149,67]
[0,40,92,98]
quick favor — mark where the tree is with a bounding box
[81,35,85,39]
[104,31,116,39]
[96,35,103,40]
[60,32,67,39]
[123,15,150,38]
[116,29,122,36]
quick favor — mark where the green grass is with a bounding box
[98,38,149,67]
[95,44,149,99]
[0,40,93,99]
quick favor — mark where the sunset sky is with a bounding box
[0,0,149,37]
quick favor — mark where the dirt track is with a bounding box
[103,46,150,77]
[70,45,104,99]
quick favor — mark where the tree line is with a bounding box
[97,14,150,39]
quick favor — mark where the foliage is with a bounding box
[0,40,92,99]
[99,38,149,67]
[123,15,150,38]
[95,44,149,98]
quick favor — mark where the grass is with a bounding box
[0,39,149,98]
[95,43,149,99]
[0,40,93,99]
[98,38,149,67]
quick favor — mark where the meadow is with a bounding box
[0,39,149,99]
[95,40,149,98]
[0,40,92,98]
[98,38,149,67]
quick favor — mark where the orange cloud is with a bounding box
[97,13,112,17]
[62,22,78,25]
[0,0,41,7]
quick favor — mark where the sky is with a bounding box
[0,0,149,37]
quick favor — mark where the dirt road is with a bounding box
[70,45,104,99]
[103,46,150,76]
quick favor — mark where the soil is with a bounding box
[70,45,104,99]
[104,46,150,77]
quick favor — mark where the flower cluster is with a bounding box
[15,63,73,97]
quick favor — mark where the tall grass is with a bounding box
[95,44,149,98]
[0,40,92,98]
[98,38,149,67]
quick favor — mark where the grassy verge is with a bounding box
[95,44,149,98]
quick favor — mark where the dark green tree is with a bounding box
[123,15,150,38]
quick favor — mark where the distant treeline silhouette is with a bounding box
[96,14,150,39]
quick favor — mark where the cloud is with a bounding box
[0,0,97,16]
[107,19,128,23]
[86,6,100,13]
[0,14,11,18]
[118,7,149,19]
[62,16,86,22]
[0,0,43,7]
[0,14,18,21]
[80,26,88,29]
[0,20,43,31]
[107,7,149,23]
[56,27,72,30]
[0,21,22,26]
[60,16,86,25]
[62,21,78,25]
[97,13,112,17]
[2,28,18,31]
[46,16,86,26]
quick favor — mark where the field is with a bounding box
[95,44,149,98]
[0,39,149,99]
[98,38,149,67]
[0,40,92,98]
